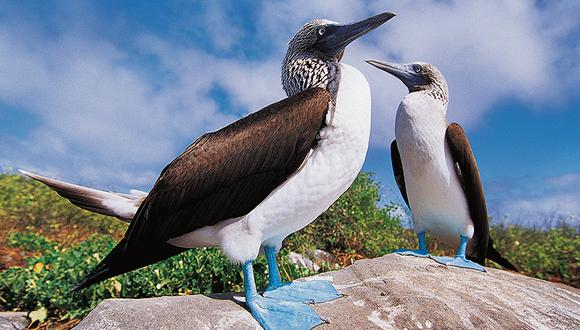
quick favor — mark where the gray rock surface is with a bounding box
[0,312,27,330]
[75,254,580,329]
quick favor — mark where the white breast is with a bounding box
[395,93,473,247]
[169,64,372,263]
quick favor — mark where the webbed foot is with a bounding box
[431,255,486,272]
[246,295,326,330]
[263,280,341,304]
[392,231,430,258]
[392,248,430,258]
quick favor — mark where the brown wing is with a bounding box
[390,140,409,208]
[127,87,330,245]
[73,87,330,290]
[445,123,489,265]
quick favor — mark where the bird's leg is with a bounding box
[264,246,283,291]
[430,236,486,272]
[242,260,325,329]
[262,246,341,304]
[393,231,430,257]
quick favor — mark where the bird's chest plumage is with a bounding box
[252,64,371,242]
[168,64,371,263]
[395,95,473,244]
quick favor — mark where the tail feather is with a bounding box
[486,238,519,272]
[18,169,145,222]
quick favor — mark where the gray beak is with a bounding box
[315,12,395,58]
[366,60,427,89]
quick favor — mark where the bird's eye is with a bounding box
[318,27,326,36]
[412,64,422,73]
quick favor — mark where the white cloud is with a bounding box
[492,193,580,228]
[256,0,579,144]
[0,0,578,196]
[200,2,245,52]
[487,173,580,227]
[365,0,578,140]
[545,173,580,188]
[0,22,236,188]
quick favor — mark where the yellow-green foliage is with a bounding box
[0,232,312,320]
[0,172,578,325]
[490,224,579,285]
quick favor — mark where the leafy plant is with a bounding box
[489,223,579,284]
[0,171,578,328]
[0,232,314,321]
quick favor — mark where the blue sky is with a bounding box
[0,1,578,226]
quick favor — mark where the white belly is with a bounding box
[395,93,473,247]
[169,64,371,263]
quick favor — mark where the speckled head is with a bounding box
[282,12,395,97]
[366,60,449,106]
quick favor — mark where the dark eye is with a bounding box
[318,27,326,36]
[412,64,422,73]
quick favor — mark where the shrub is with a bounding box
[490,224,579,285]
[0,232,314,321]
[1,171,578,327]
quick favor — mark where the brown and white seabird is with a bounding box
[366,60,518,272]
[20,12,395,329]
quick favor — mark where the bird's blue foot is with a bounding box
[431,255,486,272]
[392,231,430,257]
[243,259,325,329]
[262,246,341,304]
[430,235,486,272]
[392,248,430,258]
[263,280,341,304]
[246,295,326,330]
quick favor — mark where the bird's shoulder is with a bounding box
[156,87,331,186]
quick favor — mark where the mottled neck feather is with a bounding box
[428,78,448,106]
[281,53,341,101]
[413,78,448,110]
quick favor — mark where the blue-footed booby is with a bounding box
[366,60,518,272]
[20,12,395,329]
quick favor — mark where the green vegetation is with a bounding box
[0,231,312,321]
[490,224,578,285]
[0,172,578,328]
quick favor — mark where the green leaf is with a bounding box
[29,306,48,324]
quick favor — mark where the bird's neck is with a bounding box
[409,79,448,111]
[401,92,448,120]
[408,88,448,116]
[427,88,448,111]
[281,56,341,101]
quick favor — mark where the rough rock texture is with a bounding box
[0,312,27,330]
[75,254,580,329]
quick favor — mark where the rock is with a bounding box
[289,251,320,272]
[0,312,27,330]
[75,254,580,329]
[312,249,338,265]
[288,249,339,272]
[75,293,260,330]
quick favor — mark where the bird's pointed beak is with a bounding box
[366,60,406,76]
[315,12,395,58]
[366,60,426,89]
